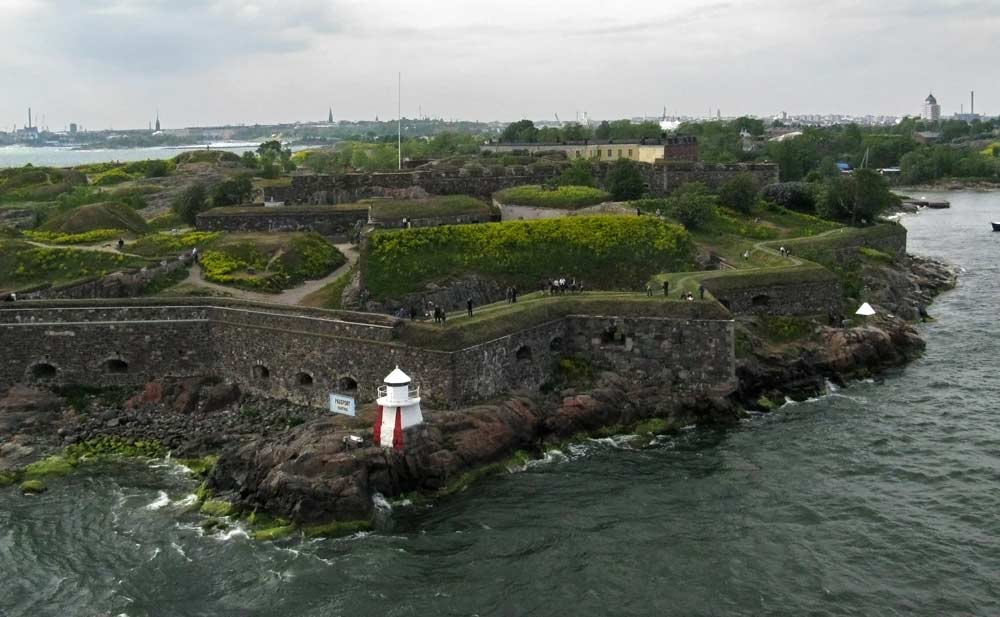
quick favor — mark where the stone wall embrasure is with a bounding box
[0,299,738,410]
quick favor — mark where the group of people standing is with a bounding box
[545,277,582,295]
[505,286,519,303]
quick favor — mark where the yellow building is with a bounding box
[481,137,697,163]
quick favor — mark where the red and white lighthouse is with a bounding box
[373,367,423,451]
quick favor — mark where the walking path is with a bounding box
[179,243,358,305]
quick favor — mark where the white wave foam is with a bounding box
[144,491,170,510]
[171,542,192,562]
[173,494,198,507]
[372,492,392,512]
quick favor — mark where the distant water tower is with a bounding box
[373,367,423,450]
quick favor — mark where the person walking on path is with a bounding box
[511,286,518,303]
[662,279,669,296]
[467,297,474,317]
[699,284,705,300]
[645,282,653,297]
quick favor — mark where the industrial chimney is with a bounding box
[971,90,975,116]
[27,107,31,129]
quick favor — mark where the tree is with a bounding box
[241,151,258,169]
[144,159,170,178]
[500,120,538,143]
[211,175,253,207]
[760,182,818,213]
[594,121,611,140]
[606,158,645,200]
[257,140,283,157]
[556,158,595,187]
[668,182,715,229]
[718,173,759,214]
[172,183,208,225]
[816,170,893,225]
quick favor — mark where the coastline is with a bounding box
[0,244,957,531]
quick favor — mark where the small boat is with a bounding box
[992,222,1000,232]
[925,200,950,209]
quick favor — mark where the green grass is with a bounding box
[300,263,356,309]
[129,231,221,257]
[23,228,124,245]
[777,224,905,268]
[368,195,494,219]
[0,166,87,203]
[700,264,838,293]
[201,203,368,216]
[364,216,694,300]
[200,232,346,293]
[395,292,729,351]
[0,239,149,293]
[756,315,820,344]
[39,201,150,235]
[494,185,610,209]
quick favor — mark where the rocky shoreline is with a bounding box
[0,253,956,528]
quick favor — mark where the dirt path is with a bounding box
[179,243,359,305]
[21,239,146,259]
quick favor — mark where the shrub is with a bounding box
[130,231,221,256]
[173,183,209,225]
[144,159,171,178]
[211,176,253,207]
[667,183,716,229]
[24,229,123,245]
[556,159,596,187]
[494,185,609,209]
[718,173,759,214]
[364,215,694,298]
[606,158,645,201]
[92,168,134,187]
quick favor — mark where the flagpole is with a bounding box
[397,72,402,171]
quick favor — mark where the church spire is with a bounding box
[154,109,160,132]
[328,107,333,123]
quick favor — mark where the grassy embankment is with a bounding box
[494,185,610,209]
[0,239,150,294]
[131,231,345,293]
[396,292,728,351]
[363,215,695,300]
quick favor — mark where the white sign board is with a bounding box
[329,393,356,416]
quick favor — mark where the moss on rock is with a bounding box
[0,470,19,487]
[252,524,297,541]
[177,455,219,478]
[24,456,75,478]
[199,499,234,517]
[302,519,373,538]
[20,479,47,494]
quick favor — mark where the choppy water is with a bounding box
[2,191,999,616]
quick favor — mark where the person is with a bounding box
[662,280,669,296]
[409,306,418,321]
[467,297,474,317]
[505,287,512,304]
[698,283,705,300]
[192,247,199,263]
[685,292,694,301]
[9,292,15,302]
[440,307,447,324]
[117,238,124,251]
[645,282,653,297]
[511,286,518,303]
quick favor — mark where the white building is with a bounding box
[922,93,941,122]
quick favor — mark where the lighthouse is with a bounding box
[373,367,423,450]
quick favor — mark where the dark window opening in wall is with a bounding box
[600,326,626,346]
[296,372,314,387]
[628,149,633,157]
[607,149,612,157]
[338,376,358,392]
[751,294,771,307]
[253,365,270,380]
[549,337,563,352]
[105,359,129,374]
[31,363,57,379]
[515,345,532,361]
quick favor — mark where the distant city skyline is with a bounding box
[2,0,998,130]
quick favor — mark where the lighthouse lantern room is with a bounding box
[374,367,423,450]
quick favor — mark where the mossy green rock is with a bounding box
[633,417,670,435]
[302,519,373,539]
[252,525,297,541]
[24,456,74,477]
[756,396,777,411]
[199,499,234,517]
[20,479,47,494]
[0,470,19,487]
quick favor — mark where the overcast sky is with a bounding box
[2,0,997,130]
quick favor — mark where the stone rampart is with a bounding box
[702,273,842,316]
[0,299,737,409]
[645,162,780,195]
[196,207,368,237]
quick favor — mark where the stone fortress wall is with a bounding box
[0,299,737,410]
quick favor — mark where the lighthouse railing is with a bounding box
[377,384,420,400]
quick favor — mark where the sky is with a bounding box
[1,0,998,130]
